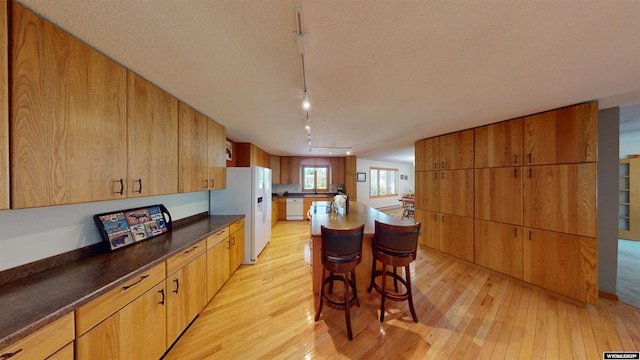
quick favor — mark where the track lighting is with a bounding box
[302,92,310,110]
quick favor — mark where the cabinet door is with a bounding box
[288,156,301,184]
[11,4,127,208]
[475,220,523,279]
[76,282,167,360]
[475,118,523,168]
[475,167,523,225]
[178,102,208,192]
[415,137,440,171]
[127,71,178,197]
[439,169,473,217]
[166,253,207,345]
[415,171,439,212]
[208,118,227,190]
[439,214,474,262]
[523,164,597,238]
[439,130,474,169]
[206,238,230,300]
[416,210,440,250]
[271,155,281,184]
[523,102,597,165]
[523,228,597,304]
[229,225,245,273]
[330,157,345,184]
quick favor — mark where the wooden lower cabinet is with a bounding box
[474,167,523,225]
[166,252,207,345]
[439,214,474,262]
[475,220,523,279]
[415,209,440,250]
[278,198,287,220]
[523,228,597,304]
[0,312,74,360]
[76,281,167,360]
[229,219,245,273]
[207,230,230,300]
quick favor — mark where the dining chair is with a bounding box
[314,224,365,340]
[368,220,421,322]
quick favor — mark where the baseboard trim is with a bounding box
[598,290,619,301]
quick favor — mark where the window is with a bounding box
[370,167,398,198]
[303,166,329,192]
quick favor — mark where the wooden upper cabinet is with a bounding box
[440,130,474,170]
[524,102,598,165]
[11,4,127,208]
[330,157,345,184]
[523,163,597,238]
[475,118,523,168]
[415,137,439,171]
[208,119,226,190]
[439,169,474,217]
[127,72,178,197]
[279,156,301,184]
[0,0,7,210]
[475,167,523,225]
[271,155,281,184]
[178,101,208,192]
[345,155,357,175]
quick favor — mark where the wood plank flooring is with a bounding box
[165,221,640,359]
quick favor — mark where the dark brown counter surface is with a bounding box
[0,214,243,350]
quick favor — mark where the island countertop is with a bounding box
[310,201,407,295]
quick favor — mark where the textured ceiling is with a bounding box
[16,0,640,164]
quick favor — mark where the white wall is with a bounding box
[356,158,415,209]
[620,141,640,158]
[0,192,210,271]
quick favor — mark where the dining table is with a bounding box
[309,201,406,295]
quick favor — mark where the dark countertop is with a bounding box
[310,201,403,236]
[0,214,243,350]
[272,193,337,199]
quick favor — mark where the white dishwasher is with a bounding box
[286,198,304,220]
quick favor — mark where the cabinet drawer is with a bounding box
[75,262,165,336]
[0,312,74,360]
[230,219,244,234]
[207,227,230,249]
[166,239,206,275]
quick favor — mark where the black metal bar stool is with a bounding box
[367,220,421,322]
[314,224,365,340]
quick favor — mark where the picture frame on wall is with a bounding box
[357,172,366,182]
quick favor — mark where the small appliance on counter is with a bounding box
[329,194,349,214]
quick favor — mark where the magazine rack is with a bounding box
[94,204,172,251]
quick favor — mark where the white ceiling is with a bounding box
[16,0,640,164]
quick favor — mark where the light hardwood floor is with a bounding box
[165,221,640,359]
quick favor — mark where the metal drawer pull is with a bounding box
[184,246,198,254]
[173,278,179,294]
[158,289,165,305]
[122,275,149,290]
[117,178,124,195]
[135,179,143,193]
[205,179,209,188]
[1,349,23,359]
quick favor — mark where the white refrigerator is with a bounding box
[209,166,272,264]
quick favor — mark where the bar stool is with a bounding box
[368,220,421,322]
[315,224,365,340]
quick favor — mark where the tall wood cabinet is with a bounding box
[10,3,128,208]
[417,101,598,305]
[344,155,357,201]
[415,130,474,262]
[0,0,7,210]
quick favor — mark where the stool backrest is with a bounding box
[320,224,365,260]
[374,221,421,256]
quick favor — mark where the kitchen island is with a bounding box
[310,201,407,295]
